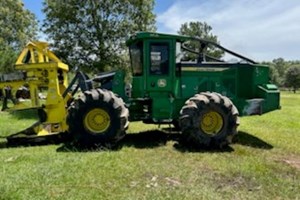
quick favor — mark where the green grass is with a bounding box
[0,92,300,200]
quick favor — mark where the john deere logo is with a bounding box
[157,79,167,87]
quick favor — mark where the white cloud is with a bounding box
[157,0,300,61]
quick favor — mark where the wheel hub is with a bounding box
[83,108,111,134]
[200,111,223,135]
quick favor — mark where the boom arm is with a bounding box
[181,37,257,64]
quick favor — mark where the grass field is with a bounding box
[0,92,299,200]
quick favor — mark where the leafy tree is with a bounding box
[272,58,288,86]
[272,58,286,77]
[0,44,18,73]
[42,0,156,72]
[285,66,300,93]
[269,65,280,85]
[178,21,224,61]
[262,60,300,87]
[0,0,38,72]
[128,0,156,32]
[262,61,279,85]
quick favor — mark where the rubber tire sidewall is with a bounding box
[81,100,121,141]
[180,92,238,148]
[194,102,229,147]
[67,90,126,147]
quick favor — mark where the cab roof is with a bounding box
[126,32,191,46]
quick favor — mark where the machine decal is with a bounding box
[157,79,167,87]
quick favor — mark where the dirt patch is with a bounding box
[213,173,261,192]
[281,156,300,170]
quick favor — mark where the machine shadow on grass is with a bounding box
[0,129,273,152]
[56,129,273,153]
[233,131,273,149]
[10,109,39,120]
[0,140,7,149]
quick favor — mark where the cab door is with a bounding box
[146,40,174,93]
[145,40,175,119]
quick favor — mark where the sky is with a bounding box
[23,0,300,61]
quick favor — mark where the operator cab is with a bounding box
[128,33,175,97]
[127,32,178,122]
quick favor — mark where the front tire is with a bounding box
[67,88,129,147]
[179,92,239,148]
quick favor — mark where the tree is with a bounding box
[0,45,18,73]
[268,58,292,87]
[129,0,156,32]
[0,0,38,72]
[269,65,280,85]
[285,66,300,93]
[272,58,286,77]
[42,0,156,72]
[178,21,224,61]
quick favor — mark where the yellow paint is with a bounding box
[200,111,223,135]
[0,41,71,136]
[84,108,111,134]
[182,67,228,72]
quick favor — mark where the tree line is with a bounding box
[0,0,299,91]
[263,59,300,92]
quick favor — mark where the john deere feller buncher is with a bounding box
[0,32,280,148]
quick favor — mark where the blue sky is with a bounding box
[23,0,300,61]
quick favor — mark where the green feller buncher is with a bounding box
[0,32,280,148]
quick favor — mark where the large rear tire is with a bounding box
[179,92,239,148]
[67,88,129,147]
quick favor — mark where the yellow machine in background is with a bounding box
[0,41,71,144]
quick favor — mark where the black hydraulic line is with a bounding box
[62,71,93,98]
[62,73,78,98]
[92,71,116,90]
[92,71,116,82]
[77,71,93,92]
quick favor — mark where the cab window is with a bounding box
[150,43,169,75]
